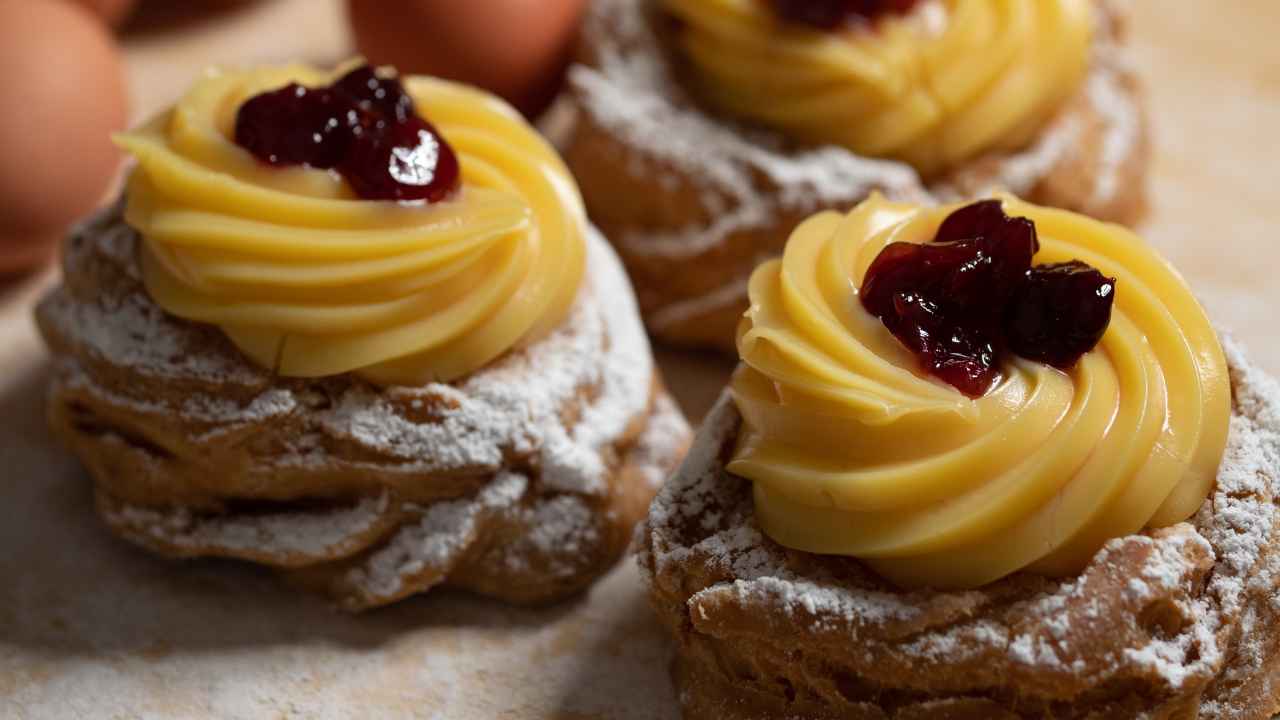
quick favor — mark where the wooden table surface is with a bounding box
[1,1,1277,717]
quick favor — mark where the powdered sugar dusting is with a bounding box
[630,393,690,490]
[1086,57,1143,208]
[77,205,141,280]
[346,472,527,600]
[53,356,297,432]
[330,389,689,605]
[705,575,928,631]
[102,492,393,563]
[42,278,268,391]
[523,495,598,561]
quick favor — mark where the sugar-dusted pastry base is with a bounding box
[639,339,1279,720]
[561,0,1149,352]
[35,202,692,611]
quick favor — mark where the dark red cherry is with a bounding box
[333,65,416,123]
[860,237,1016,397]
[935,199,1039,308]
[936,199,1038,251]
[1006,262,1117,370]
[234,84,354,169]
[341,117,459,203]
[890,291,1000,397]
[860,202,1038,396]
[766,0,919,29]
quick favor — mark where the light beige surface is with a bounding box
[1,1,1278,718]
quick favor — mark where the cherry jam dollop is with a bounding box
[766,0,920,30]
[860,201,1116,397]
[234,64,459,203]
[1006,261,1116,370]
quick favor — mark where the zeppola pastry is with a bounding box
[639,195,1279,718]
[562,0,1149,350]
[35,61,691,610]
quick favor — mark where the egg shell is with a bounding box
[0,0,128,273]
[0,230,61,276]
[69,0,137,26]
[346,0,588,117]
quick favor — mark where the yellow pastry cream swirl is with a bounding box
[660,0,1093,177]
[114,63,587,386]
[728,195,1230,589]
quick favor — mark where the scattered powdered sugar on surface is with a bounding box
[103,492,393,561]
[643,388,738,569]
[643,337,1279,699]
[897,620,1006,666]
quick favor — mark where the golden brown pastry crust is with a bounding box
[36,202,692,611]
[638,341,1280,720]
[560,0,1150,353]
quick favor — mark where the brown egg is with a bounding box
[69,0,137,26]
[0,0,128,274]
[347,0,588,117]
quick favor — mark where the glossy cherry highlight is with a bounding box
[341,117,459,202]
[1007,262,1117,370]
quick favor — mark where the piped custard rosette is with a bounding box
[561,0,1148,351]
[663,0,1092,176]
[639,196,1280,719]
[35,62,690,609]
[729,194,1229,588]
[117,63,585,385]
